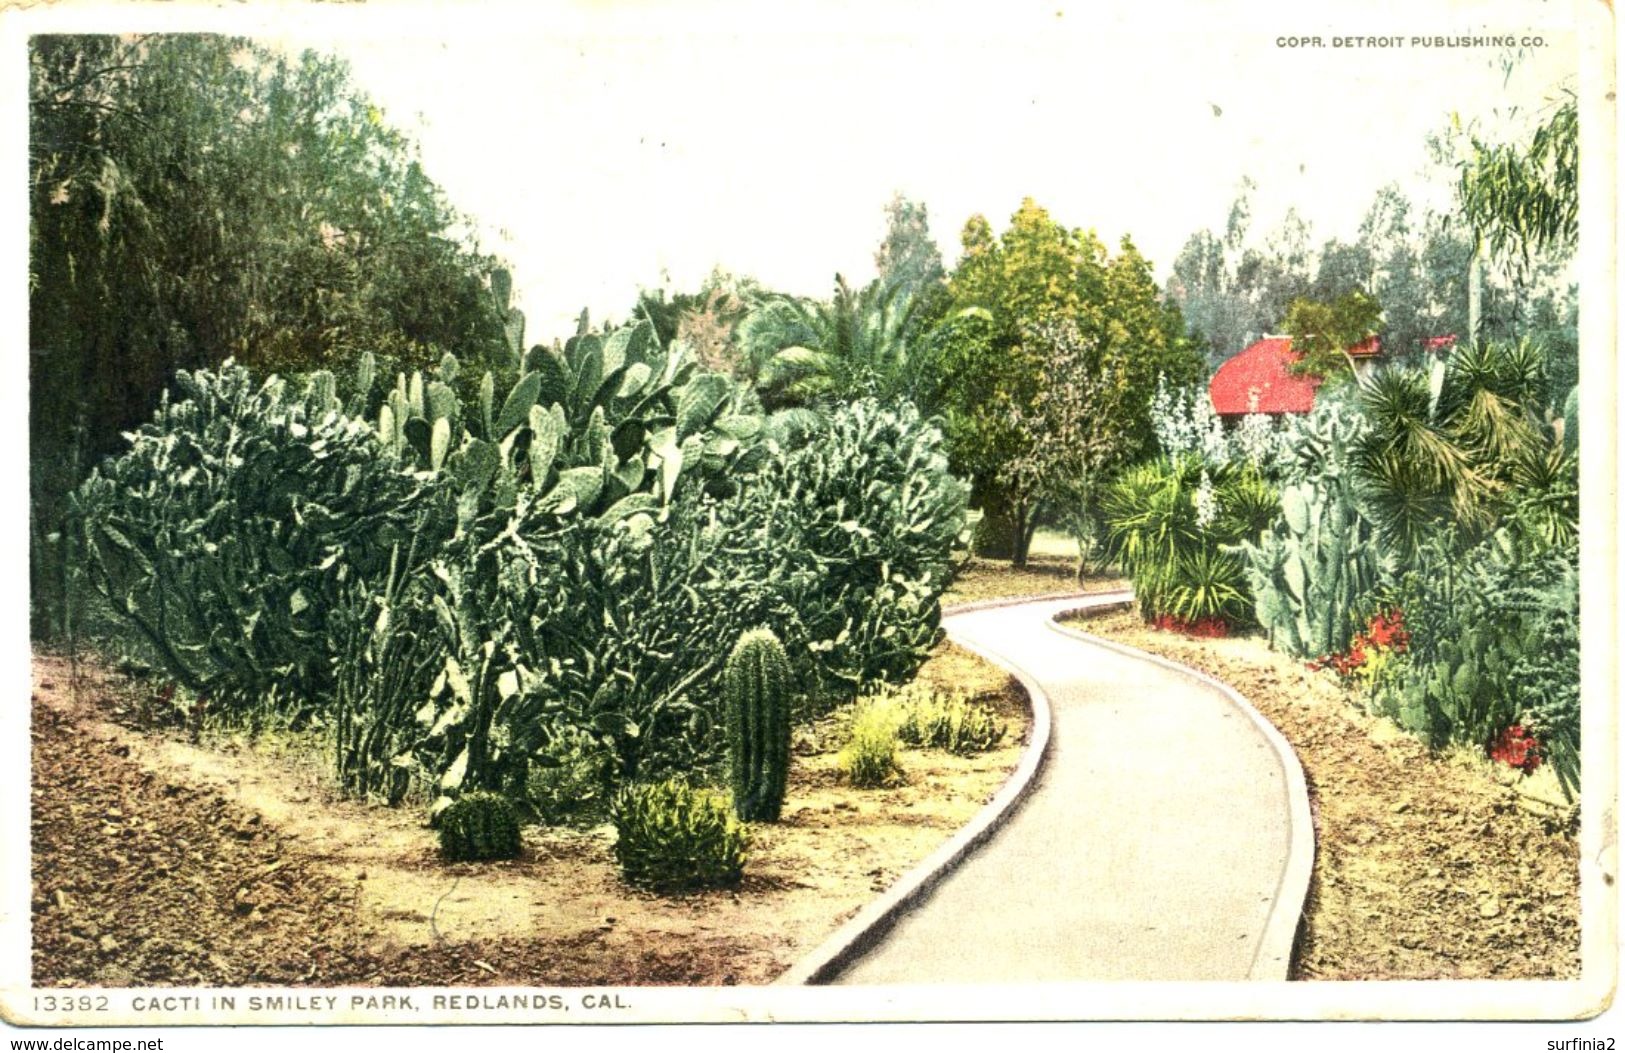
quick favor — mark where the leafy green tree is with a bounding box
[1166,180,1313,367]
[1459,92,1577,265]
[936,199,1201,565]
[874,192,950,335]
[1282,289,1384,378]
[1453,92,1579,403]
[29,34,508,636]
[875,192,947,297]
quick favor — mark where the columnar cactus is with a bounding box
[724,628,792,822]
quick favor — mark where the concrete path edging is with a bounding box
[1044,611,1316,980]
[774,590,1131,986]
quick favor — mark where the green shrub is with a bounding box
[721,399,968,708]
[724,628,793,822]
[838,701,904,787]
[1101,455,1275,627]
[1372,529,1579,799]
[69,362,437,719]
[524,726,617,827]
[611,780,749,891]
[893,687,1007,755]
[438,790,523,862]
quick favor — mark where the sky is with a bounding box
[6,0,1588,343]
[255,0,1584,344]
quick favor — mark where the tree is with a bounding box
[30,35,508,449]
[874,192,951,341]
[29,34,508,635]
[1459,93,1578,265]
[935,199,1201,565]
[734,275,935,411]
[1166,179,1314,368]
[1455,91,1579,398]
[632,266,762,375]
[1282,289,1384,378]
[875,192,947,296]
[996,318,1144,562]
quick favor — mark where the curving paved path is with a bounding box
[816,592,1313,984]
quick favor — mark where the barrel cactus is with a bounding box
[437,790,522,862]
[723,628,792,822]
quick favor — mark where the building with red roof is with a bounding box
[1210,333,1455,418]
[1208,336,1323,418]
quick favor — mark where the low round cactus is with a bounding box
[437,790,522,862]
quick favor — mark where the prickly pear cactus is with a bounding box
[723,628,792,822]
[1240,473,1385,658]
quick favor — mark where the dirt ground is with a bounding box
[31,643,1029,988]
[942,553,1128,607]
[1068,608,1581,981]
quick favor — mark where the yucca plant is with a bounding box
[1351,339,1564,559]
[1168,548,1250,626]
[1101,455,1276,627]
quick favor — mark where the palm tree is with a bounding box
[736,275,934,411]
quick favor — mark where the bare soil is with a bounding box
[1067,608,1581,981]
[31,643,1029,988]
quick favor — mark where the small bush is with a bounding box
[1101,455,1276,628]
[524,727,616,827]
[893,687,1007,755]
[611,779,749,891]
[838,701,904,787]
[438,790,522,862]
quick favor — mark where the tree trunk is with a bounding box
[1468,232,1483,344]
[1010,501,1031,568]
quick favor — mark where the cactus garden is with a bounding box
[26,25,1587,995]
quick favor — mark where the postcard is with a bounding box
[1,0,1615,1038]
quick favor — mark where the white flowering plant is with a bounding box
[1100,452,1281,632]
[1149,376,1293,475]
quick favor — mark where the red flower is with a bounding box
[1364,608,1410,652]
[1151,614,1229,638]
[1489,724,1542,774]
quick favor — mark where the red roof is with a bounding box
[1347,336,1382,359]
[1209,337,1323,416]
